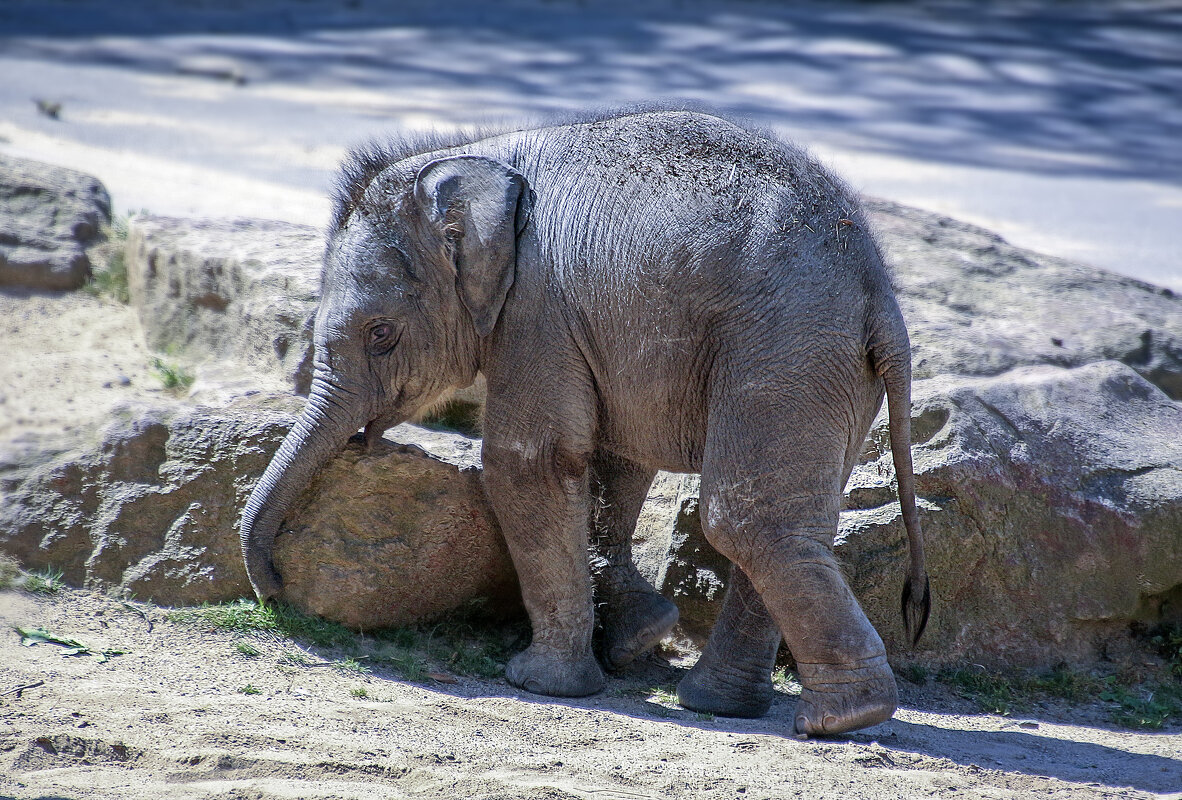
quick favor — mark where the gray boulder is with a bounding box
[276,424,519,629]
[869,199,1182,399]
[125,215,323,396]
[843,360,1182,668]
[0,400,517,625]
[0,155,111,290]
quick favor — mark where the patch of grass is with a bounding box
[150,357,195,395]
[372,643,429,682]
[238,684,261,695]
[86,248,130,303]
[332,657,371,675]
[938,663,1182,729]
[278,651,314,667]
[167,600,355,649]
[22,567,65,596]
[373,618,523,682]
[443,641,503,679]
[647,686,679,706]
[1027,664,1103,703]
[938,666,1023,716]
[350,687,369,699]
[82,211,142,303]
[899,664,929,686]
[170,600,524,685]
[1135,621,1182,679]
[771,667,800,694]
[234,641,261,659]
[1101,676,1182,730]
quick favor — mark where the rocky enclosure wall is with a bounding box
[2,157,1180,669]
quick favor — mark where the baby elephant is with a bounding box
[240,110,929,736]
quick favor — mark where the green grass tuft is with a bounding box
[82,211,143,303]
[1136,621,1182,679]
[22,567,65,596]
[167,600,355,649]
[938,663,1182,729]
[899,664,930,686]
[771,667,800,694]
[938,666,1023,716]
[278,651,314,667]
[238,684,261,695]
[235,641,261,659]
[151,357,195,395]
[169,601,527,686]
[332,657,371,674]
[372,617,523,682]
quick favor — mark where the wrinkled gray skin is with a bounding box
[240,111,929,736]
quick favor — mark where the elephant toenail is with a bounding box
[823,714,838,730]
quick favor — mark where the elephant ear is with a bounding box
[414,155,532,337]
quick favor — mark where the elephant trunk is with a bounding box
[240,375,367,601]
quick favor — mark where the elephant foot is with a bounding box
[793,655,898,737]
[601,590,679,671]
[506,645,606,698]
[676,657,775,719]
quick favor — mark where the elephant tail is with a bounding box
[869,302,931,646]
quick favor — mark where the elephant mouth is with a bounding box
[362,417,389,450]
[361,408,406,451]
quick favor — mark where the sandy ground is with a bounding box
[2,587,1181,800]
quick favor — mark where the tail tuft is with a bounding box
[901,574,931,647]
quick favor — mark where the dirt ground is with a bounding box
[1,586,1180,800]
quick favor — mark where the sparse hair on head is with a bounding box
[329,103,721,237]
[331,130,478,237]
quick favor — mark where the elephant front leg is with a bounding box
[482,439,606,698]
[590,451,679,671]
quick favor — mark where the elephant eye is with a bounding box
[367,322,397,353]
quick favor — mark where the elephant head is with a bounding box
[240,154,534,601]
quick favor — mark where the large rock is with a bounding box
[842,361,1182,668]
[125,215,323,396]
[663,361,1182,668]
[0,399,518,625]
[0,155,111,290]
[276,425,519,628]
[869,199,1182,399]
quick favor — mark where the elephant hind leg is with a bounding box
[697,395,897,735]
[589,451,678,671]
[676,564,781,718]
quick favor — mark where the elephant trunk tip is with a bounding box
[242,537,285,603]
